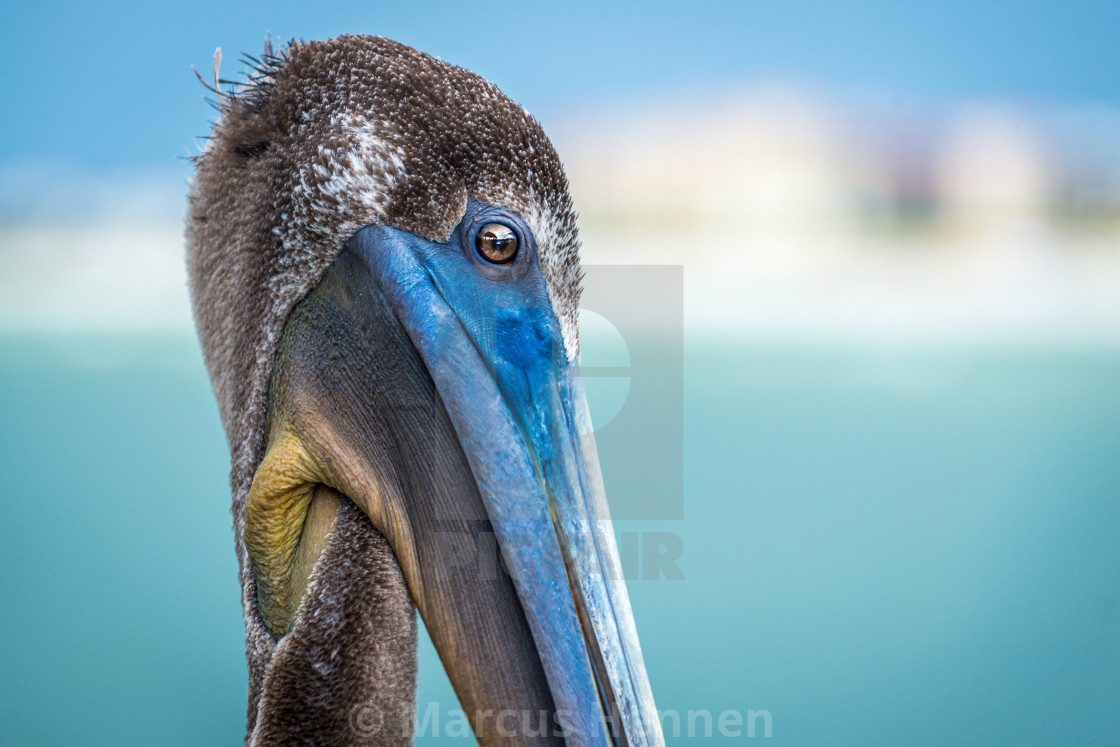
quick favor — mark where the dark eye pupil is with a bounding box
[475,223,519,264]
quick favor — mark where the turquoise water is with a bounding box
[1,335,1118,745]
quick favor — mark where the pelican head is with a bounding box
[187,35,662,746]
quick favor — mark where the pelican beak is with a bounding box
[246,201,662,746]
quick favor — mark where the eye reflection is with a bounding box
[474,223,519,264]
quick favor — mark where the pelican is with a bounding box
[187,35,663,746]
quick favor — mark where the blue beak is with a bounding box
[350,199,663,746]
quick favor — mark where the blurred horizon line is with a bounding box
[2,81,1118,344]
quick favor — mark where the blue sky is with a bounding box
[2,0,1118,177]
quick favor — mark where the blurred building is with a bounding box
[555,89,1120,234]
[548,87,1120,344]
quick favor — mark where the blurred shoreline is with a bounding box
[2,84,1118,346]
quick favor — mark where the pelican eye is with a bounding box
[474,222,519,264]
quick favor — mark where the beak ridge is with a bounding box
[251,203,664,746]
